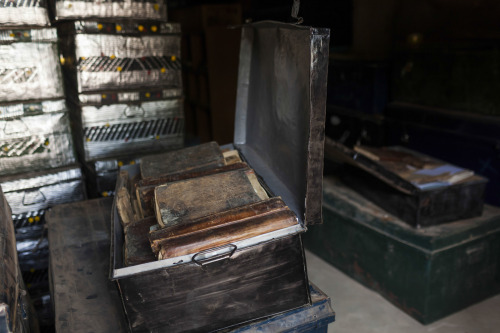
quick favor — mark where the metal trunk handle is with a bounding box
[22,189,46,206]
[123,105,146,118]
[192,244,237,267]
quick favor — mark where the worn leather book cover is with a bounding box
[154,169,269,228]
[124,217,157,266]
[149,197,299,259]
[140,141,225,179]
[135,162,249,218]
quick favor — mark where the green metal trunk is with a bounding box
[305,176,500,324]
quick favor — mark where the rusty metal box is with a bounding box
[110,21,330,332]
[0,165,86,235]
[305,176,500,324]
[74,93,184,162]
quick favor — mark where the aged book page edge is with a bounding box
[223,149,243,165]
[245,171,269,200]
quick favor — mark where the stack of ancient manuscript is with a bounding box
[114,141,299,266]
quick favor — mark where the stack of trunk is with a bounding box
[0,6,86,330]
[53,2,184,198]
[309,137,498,324]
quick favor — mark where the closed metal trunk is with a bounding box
[0,165,86,218]
[305,176,500,324]
[58,21,181,94]
[79,98,184,161]
[325,139,488,227]
[0,28,63,102]
[0,99,76,177]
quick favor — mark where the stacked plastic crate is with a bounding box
[0,2,86,330]
[54,1,184,198]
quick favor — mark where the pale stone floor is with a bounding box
[305,250,500,333]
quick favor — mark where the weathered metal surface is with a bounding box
[140,141,225,179]
[46,198,129,333]
[52,0,167,21]
[0,28,63,102]
[58,21,181,93]
[304,176,500,324]
[224,283,335,333]
[0,1,49,27]
[0,99,76,177]
[117,235,310,333]
[234,22,329,226]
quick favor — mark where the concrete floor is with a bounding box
[305,249,500,333]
